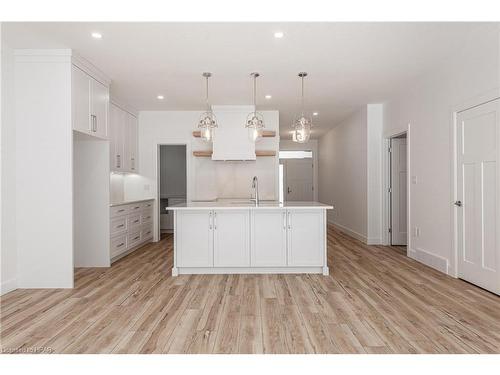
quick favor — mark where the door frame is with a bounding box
[382,125,411,256]
[450,89,500,278]
[155,141,191,242]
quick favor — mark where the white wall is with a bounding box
[73,134,110,267]
[318,107,368,241]
[384,24,500,274]
[132,110,279,241]
[279,139,319,202]
[1,37,17,295]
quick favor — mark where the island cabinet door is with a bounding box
[287,209,324,266]
[176,210,213,267]
[213,209,250,267]
[251,210,287,266]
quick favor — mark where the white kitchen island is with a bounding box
[166,201,333,276]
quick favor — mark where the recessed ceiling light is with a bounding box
[265,95,272,99]
[91,32,102,39]
[313,112,318,116]
[274,31,284,39]
[157,95,164,100]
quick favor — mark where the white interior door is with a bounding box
[456,98,500,295]
[391,137,408,246]
[284,158,313,201]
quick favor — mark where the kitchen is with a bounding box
[2,21,500,357]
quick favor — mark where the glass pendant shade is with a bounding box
[292,72,313,143]
[197,72,217,142]
[292,122,311,143]
[245,72,265,142]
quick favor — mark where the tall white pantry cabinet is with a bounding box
[13,49,127,288]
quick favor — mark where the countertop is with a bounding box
[109,198,155,207]
[165,200,333,210]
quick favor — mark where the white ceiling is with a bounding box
[2,22,488,138]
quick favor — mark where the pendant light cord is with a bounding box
[301,75,305,117]
[206,76,210,112]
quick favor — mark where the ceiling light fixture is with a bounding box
[313,112,318,116]
[197,72,218,142]
[274,31,284,39]
[91,32,102,39]
[265,95,272,99]
[246,73,265,142]
[292,72,312,143]
[157,95,164,100]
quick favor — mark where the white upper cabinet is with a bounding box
[127,113,139,172]
[109,102,138,173]
[72,66,92,134]
[90,78,109,139]
[212,106,256,161]
[72,65,109,139]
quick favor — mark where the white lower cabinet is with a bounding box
[251,209,287,266]
[213,210,250,267]
[175,208,325,272]
[109,200,154,262]
[287,209,324,266]
[176,210,213,267]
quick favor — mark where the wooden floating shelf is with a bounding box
[193,150,276,157]
[192,130,276,138]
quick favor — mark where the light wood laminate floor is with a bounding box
[1,227,500,354]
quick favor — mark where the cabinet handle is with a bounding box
[116,154,121,168]
[117,224,124,228]
[209,212,212,230]
[283,212,286,230]
[133,219,139,223]
[214,212,217,230]
[117,242,125,248]
[133,236,140,241]
[131,158,135,170]
[117,209,125,213]
[94,115,97,132]
[287,212,291,229]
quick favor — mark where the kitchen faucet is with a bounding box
[251,176,259,205]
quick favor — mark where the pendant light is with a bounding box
[292,72,312,143]
[197,72,217,142]
[246,72,265,142]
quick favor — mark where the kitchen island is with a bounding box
[166,201,333,276]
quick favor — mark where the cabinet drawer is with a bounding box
[128,214,141,229]
[110,234,127,258]
[128,230,142,249]
[110,205,129,218]
[129,203,143,214]
[142,201,154,210]
[110,216,127,235]
[141,210,153,224]
[141,225,153,241]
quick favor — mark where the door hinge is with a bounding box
[388,228,392,233]
[388,187,392,193]
[388,146,392,153]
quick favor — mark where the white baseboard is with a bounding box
[1,278,18,296]
[409,247,449,275]
[328,221,367,243]
[367,237,383,245]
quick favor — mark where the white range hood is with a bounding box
[211,105,256,161]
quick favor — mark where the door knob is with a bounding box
[454,200,462,207]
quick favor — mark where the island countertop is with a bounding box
[165,200,333,210]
